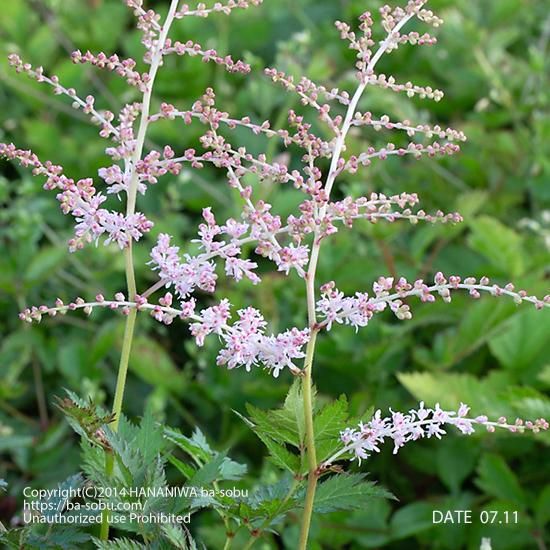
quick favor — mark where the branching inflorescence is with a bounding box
[327,403,549,468]
[2,0,548,547]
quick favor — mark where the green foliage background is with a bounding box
[0,0,549,548]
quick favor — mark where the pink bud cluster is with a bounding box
[381,1,443,32]
[335,12,376,76]
[366,73,444,101]
[71,50,149,91]
[124,1,162,57]
[7,54,118,139]
[151,90,331,155]
[317,273,550,331]
[287,193,462,243]
[265,68,349,128]
[177,1,263,19]
[333,402,549,465]
[0,143,152,251]
[347,141,460,172]
[334,1,440,84]
[163,39,250,74]
[351,112,467,142]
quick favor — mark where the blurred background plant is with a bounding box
[0,0,549,548]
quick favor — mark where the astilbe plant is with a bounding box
[1,0,549,548]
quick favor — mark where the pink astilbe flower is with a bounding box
[327,402,549,466]
[20,295,309,378]
[317,273,550,331]
[4,1,548,396]
[0,143,152,251]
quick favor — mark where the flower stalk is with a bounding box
[100,1,180,540]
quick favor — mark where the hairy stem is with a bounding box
[297,328,319,550]
[297,232,321,549]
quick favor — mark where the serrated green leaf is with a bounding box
[135,410,164,464]
[476,454,526,509]
[389,501,435,540]
[219,457,247,481]
[244,475,301,522]
[284,379,308,445]
[187,453,226,487]
[42,474,84,520]
[168,455,196,481]
[313,474,393,513]
[314,395,349,462]
[160,523,198,550]
[256,432,300,474]
[489,308,550,381]
[468,216,525,276]
[245,403,298,446]
[93,538,148,550]
[164,427,212,463]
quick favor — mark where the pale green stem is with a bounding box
[99,1,180,540]
[297,328,319,550]
[100,247,137,540]
[296,15,417,548]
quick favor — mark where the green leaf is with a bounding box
[389,501,435,540]
[313,395,349,462]
[476,454,527,509]
[535,485,550,526]
[313,395,347,441]
[160,523,198,550]
[283,379,308,446]
[42,474,84,520]
[135,410,165,464]
[164,427,213,463]
[244,475,301,523]
[129,336,186,395]
[313,474,393,513]
[436,438,479,493]
[168,454,196,481]
[242,380,311,450]
[489,308,550,381]
[256,432,300,474]
[245,403,298,446]
[468,216,525,276]
[219,457,247,481]
[23,245,65,284]
[93,538,148,550]
[187,453,227,487]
